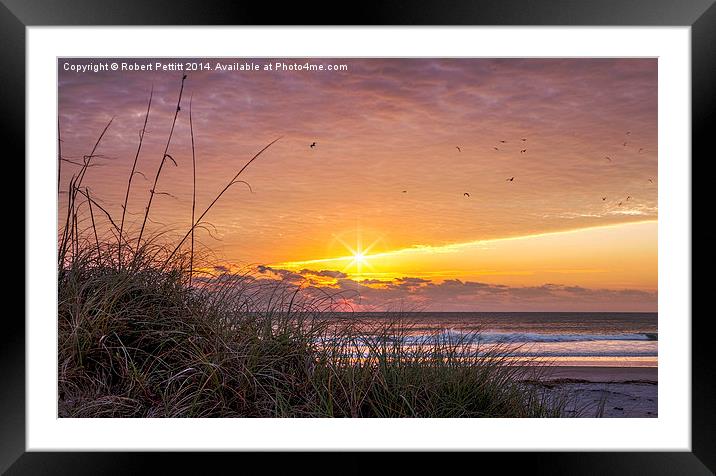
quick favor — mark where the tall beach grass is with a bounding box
[58,78,567,418]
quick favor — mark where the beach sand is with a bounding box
[528,366,657,418]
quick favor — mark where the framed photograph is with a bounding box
[8,0,713,473]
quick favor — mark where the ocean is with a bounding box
[330,312,657,367]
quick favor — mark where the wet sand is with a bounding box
[544,366,657,383]
[527,366,657,418]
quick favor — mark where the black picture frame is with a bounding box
[5,0,714,474]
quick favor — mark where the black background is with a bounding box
[3,0,714,474]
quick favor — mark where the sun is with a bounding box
[333,230,382,275]
[347,248,372,274]
[353,251,367,265]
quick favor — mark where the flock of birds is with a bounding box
[308,131,654,206]
[597,131,655,206]
[443,137,523,195]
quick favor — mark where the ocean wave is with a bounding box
[320,331,657,346]
[403,331,658,344]
[332,348,657,358]
[488,350,658,357]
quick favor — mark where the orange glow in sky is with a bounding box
[58,58,657,311]
[276,220,657,289]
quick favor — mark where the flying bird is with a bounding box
[499,140,507,143]
[623,141,628,147]
[464,192,470,197]
[626,131,631,135]
[310,142,316,148]
[521,138,527,142]
[648,178,654,183]
[456,146,461,152]
[506,176,515,182]
[402,190,407,193]
[618,201,623,206]
[639,148,644,153]
[520,149,527,154]
[602,197,607,201]
[626,196,631,201]
[493,147,500,151]
[604,156,612,162]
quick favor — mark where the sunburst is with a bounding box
[334,231,381,275]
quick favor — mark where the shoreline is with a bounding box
[542,365,657,383]
[533,366,657,418]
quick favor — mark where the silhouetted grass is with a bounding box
[58,251,563,417]
[57,78,566,418]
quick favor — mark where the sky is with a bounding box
[58,58,658,312]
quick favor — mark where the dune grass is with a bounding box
[58,252,563,417]
[57,78,565,418]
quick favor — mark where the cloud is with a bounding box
[255,264,304,282]
[395,277,430,286]
[58,58,658,266]
[299,269,348,279]
[244,268,656,312]
[196,264,656,312]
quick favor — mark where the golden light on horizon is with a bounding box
[273,220,657,291]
